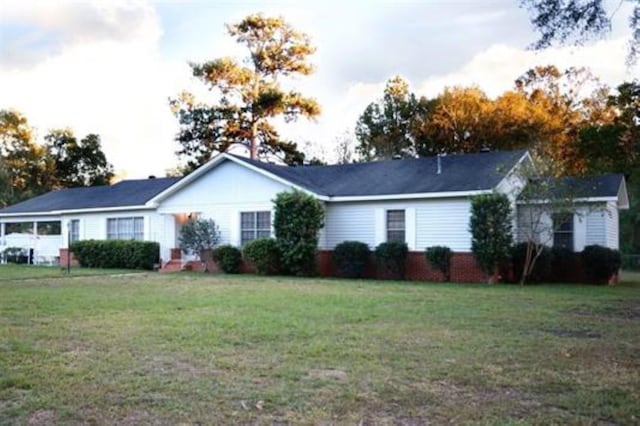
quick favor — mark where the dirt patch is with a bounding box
[26,410,56,426]
[307,368,347,381]
[568,300,640,320]
[140,354,218,379]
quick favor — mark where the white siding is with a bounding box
[605,201,619,249]
[585,209,606,247]
[158,160,294,247]
[323,198,473,251]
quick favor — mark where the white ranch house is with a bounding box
[0,150,628,267]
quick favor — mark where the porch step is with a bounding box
[159,259,206,273]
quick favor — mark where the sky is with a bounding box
[0,0,638,179]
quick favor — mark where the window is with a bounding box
[553,213,573,251]
[69,220,80,243]
[5,222,33,234]
[107,217,144,240]
[240,211,271,246]
[37,221,61,235]
[386,210,405,243]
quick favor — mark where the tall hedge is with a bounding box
[425,245,453,281]
[70,240,159,270]
[470,193,513,280]
[273,189,325,276]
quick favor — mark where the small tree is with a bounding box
[470,193,513,282]
[425,246,453,282]
[273,189,324,276]
[178,218,221,271]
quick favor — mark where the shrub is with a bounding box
[470,193,513,280]
[243,238,281,275]
[211,245,242,274]
[425,246,453,281]
[581,245,622,283]
[178,218,220,259]
[511,242,552,283]
[70,239,159,270]
[550,246,577,282]
[375,241,408,279]
[333,241,370,278]
[273,189,325,276]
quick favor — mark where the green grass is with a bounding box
[0,264,143,281]
[1,273,639,424]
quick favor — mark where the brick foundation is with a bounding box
[317,250,487,283]
[58,249,79,268]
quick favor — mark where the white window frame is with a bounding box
[553,213,574,251]
[240,211,271,246]
[106,217,144,241]
[69,219,80,243]
[386,209,406,243]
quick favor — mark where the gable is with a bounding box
[157,159,294,210]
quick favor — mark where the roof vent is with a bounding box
[148,175,156,179]
[392,154,402,160]
[480,146,491,153]
[437,153,444,175]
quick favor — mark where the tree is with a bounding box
[178,218,221,271]
[0,110,48,205]
[470,193,514,282]
[356,76,431,160]
[171,14,320,172]
[413,86,493,155]
[44,129,114,188]
[520,0,640,65]
[273,189,325,276]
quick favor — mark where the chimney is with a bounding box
[148,175,156,179]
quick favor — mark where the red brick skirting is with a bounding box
[317,250,487,283]
[58,249,79,268]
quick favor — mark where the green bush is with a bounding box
[70,239,159,270]
[333,241,370,278]
[273,189,325,276]
[425,246,453,281]
[511,242,552,283]
[243,238,281,275]
[375,241,408,279]
[178,218,220,258]
[550,246,578,282]
[211,245,242,274]
[581,245,622,283]
[470,193,513,279]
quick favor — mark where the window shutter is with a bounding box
[374,208,385,246]
[406,207,416,250]
[230,210,240,246]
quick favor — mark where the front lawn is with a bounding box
[0,264,144,281]
[1,273,639,424]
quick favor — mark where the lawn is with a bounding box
[0,264,143,281]
[1,271,639,424]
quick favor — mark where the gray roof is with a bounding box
[232,149,528,197]
[552,174,625,198]
[0,150,527,215]
[0,177,180,214]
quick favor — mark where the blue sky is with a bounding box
[0,0,637,178]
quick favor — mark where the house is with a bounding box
[0,149,628,281]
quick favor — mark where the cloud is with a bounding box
[0,0,159,68]
[0,1,189,178]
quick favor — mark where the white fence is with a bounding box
[0,233,62,265]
